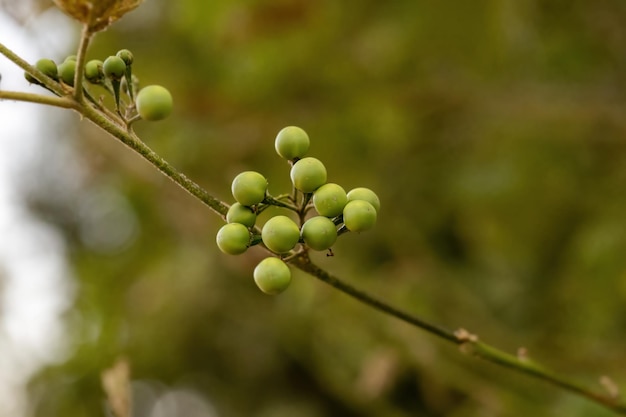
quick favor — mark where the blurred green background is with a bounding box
[7,0,626,416]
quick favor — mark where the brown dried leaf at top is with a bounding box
[52,0,143,32]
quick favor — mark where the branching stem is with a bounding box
[2,36,626,416]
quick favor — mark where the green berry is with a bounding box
[35,58,58,80]
[301,216,337,251]
[254,257,291,295]
[135,85,174,121]
[85,60,104,83]
[290,157,327,193]
[64,55,77,62]
[313,183,347,217]
[261,215,300,253]
[57,60,76,85]
[226,203,256,228]
[275,126,310,160]
[343,200,377,232]
[347,187,380,212]
[116,49,134,66]
[216,223,250,255]
[231,171,267,206]
[103,55,126,81]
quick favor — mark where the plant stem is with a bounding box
[73,25,93,102]
[289,253,626,415]
[2,38,626,415]
[79,103,229,218]
[0,90,78,109]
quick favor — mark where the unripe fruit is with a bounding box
[216,223,250,255]
[35,58,58,80]
[275,126,310,160]
[85,59,104,83]
[347,187,380,212]
[103,55,126,81]
[57,60,76,85]
[254,257,291,295]
[343,200,377,232]
[226,203,256,228]
[313,183,347,217]
[290,157,327,193]
[135,85,173,121]
[261,215,300,253]
[116,49,134,66]
[231,171,268,206]
[301,216,337,251]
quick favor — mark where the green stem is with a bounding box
[0,90,78,109]
[264,195,298,212]
[79,104,229,218]
[73,25,93,103]
[289,253,626,415]
[470,341,626,412]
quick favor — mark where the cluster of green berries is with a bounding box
[216,126,380,295]
[25,50,173,122]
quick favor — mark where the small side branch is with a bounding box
[0,90,78,110]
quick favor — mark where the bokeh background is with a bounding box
[2,1,626,416]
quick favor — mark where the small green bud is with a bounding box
[35,58,58,80]
[85,60,104,84]
[103,56,126,81]
[116,49,134,66]
[57,60,76,86]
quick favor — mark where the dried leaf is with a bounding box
[52,0,143,32]
[101,357,132,417]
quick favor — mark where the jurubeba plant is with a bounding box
[2,1,625,413]
[218,126,380,294]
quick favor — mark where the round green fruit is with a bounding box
[85,60,104,83]
[35,58,58,80]
[290,157,327,193]
[216,223,250,255]
[275,126,310,160]
[136,85,173,121]
[116,49,134,66]
[347,187,380,212]
[261,215,300,253]
[57,60,76,86]
[301,216,337,251]
[231,171,268,206]
[313,183,347,217]
[226,203,256,228]
[254,257,291,295]
[103,55,126,81]
[343,200,377,232]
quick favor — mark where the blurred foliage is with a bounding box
[10,0,626,416]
